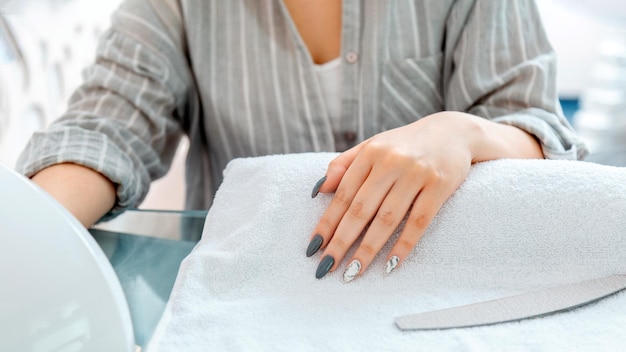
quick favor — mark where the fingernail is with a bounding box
[306,234,323,257]
[385,256,400,274]
[316,255,335,279]
[343,259,362,283]
[311,176,327,198]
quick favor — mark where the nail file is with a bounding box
[395,274,626,331]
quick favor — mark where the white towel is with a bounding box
[148,153,626,352]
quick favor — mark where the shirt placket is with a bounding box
[276,0,335,152]
[337,0,362,152]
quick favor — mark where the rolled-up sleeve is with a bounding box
[16,0,191,219]
[444,0,588,160]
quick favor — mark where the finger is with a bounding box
[312,140,369,198]
[342,177,421,282]
[320,166,397,276]
[307,154,372,258]
[385,187,448,274]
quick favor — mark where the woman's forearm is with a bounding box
[31,163,116,228]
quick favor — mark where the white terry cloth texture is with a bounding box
[148,153,626,352]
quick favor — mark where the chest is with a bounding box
[281,0,342,65]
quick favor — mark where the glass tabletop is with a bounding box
[89,209,207,348]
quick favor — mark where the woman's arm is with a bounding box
[16,0,192,222]
[31,164,116,228]
[442,0,587,160]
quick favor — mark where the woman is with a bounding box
[17,0,587,282]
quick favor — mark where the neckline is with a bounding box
[314,57,342,71]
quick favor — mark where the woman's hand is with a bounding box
[306,111,543,282]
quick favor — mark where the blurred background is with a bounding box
[0,0,625,210]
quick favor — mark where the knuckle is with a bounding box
[429,169,445,184]
[412,158,430,172]
[406,163,423,179]
[363,141,386,157]
[333,188,351,206]
[331,237,351,252]
[396,238,416,253]
[410,158,439,179]
[409,214,429,231]
[380,154,402,170]
[348,201,367,220]
[359,243,378,258]
[316,217,335,234]
[328,158,344,173]
[416,163,446,185]
[377,210,396,227]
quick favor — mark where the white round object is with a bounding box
[0,164,134,351]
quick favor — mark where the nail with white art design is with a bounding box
[385,256,400,274]
[343,259,361,283]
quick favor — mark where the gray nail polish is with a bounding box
[311,176,327,198]
[306,234,323,257]
[385,256,400,274]
[316,255,335,279]
[343,259,362,283]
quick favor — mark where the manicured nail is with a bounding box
[343,259,362,283]
[306,234,323,257]
[311,176,327,198]
[385,256,400,274]
[316,255,335,279]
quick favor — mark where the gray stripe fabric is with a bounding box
[16,0,588,218]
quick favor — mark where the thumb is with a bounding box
[313,141,368,196]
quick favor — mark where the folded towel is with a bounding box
[148,153,626,351]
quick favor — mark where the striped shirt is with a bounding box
[17,0,588,217]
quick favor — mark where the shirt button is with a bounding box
[343,131,357,143]
[345,51,358,64]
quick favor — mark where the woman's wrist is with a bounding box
[428,111,544,163]
[474,117,544,162]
